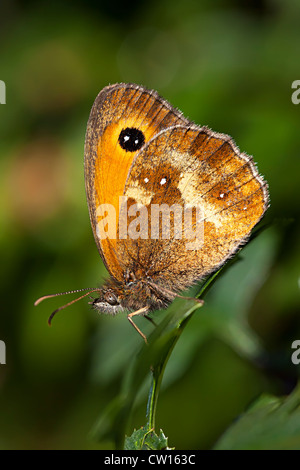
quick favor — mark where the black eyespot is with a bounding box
[104,291,119,306]
[118,127,145,152]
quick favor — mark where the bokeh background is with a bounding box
[0,0,299,449]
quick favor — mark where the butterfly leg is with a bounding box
[127,306,150,343]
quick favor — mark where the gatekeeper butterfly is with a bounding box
[35,83,269,341]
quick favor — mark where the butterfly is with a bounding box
[35,83,269,341]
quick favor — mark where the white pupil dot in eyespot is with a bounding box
[144,177,149,183]
[160,177,167,185]
[124,135,130,142]
[220,193,224,199]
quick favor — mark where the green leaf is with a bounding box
[124,426,171,450]
[214,384,300,450]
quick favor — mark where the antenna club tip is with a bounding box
[47,311,56,326]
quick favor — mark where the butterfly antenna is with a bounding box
[34,287,98,306]
[34,288,101,326]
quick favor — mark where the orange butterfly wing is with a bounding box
[84,83,188,281]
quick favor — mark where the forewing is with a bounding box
[84,83,188,280]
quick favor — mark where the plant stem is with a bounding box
[146,367,162,432]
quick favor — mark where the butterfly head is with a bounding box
[90,276,174,317]
[91,287,124,316]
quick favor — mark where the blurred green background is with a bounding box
[0,0,299,450]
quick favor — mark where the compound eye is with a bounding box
[104,291,119,306]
